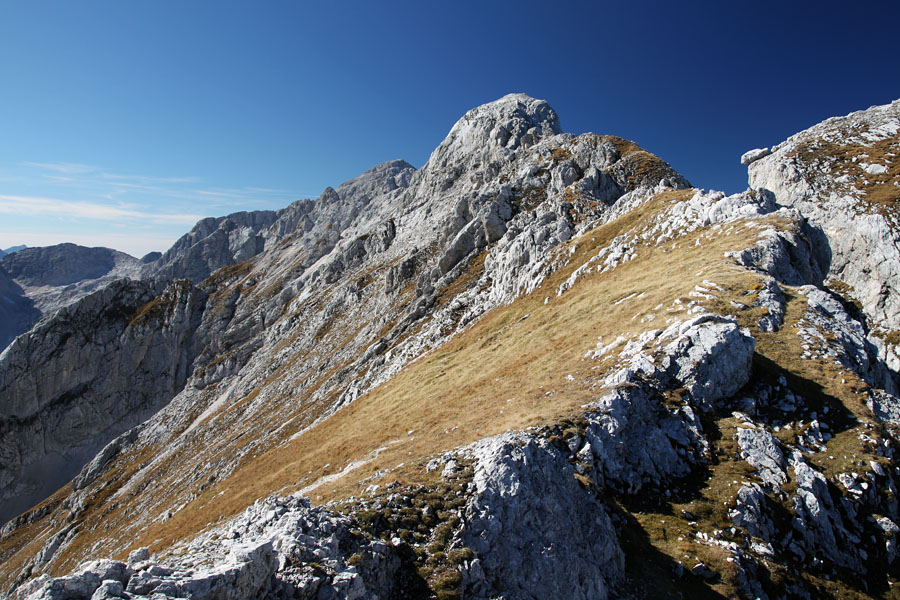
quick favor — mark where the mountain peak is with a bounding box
[428,94,561,167]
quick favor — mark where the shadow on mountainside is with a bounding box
[0,268,39,352]
[751,353,858,434]
[614,506,728,600]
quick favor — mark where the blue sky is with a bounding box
[1,1,898,257]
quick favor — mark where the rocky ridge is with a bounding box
[1,94,899,599]
[0,245,142,351]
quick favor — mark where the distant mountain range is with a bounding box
[0,245,26,259]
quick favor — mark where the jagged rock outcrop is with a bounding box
[0,246,26,259]
[0,245,144,352]
[144,210,280,283]
[458,433,623,600]
[580,315,754,494]
[0,267,39,350]
[735,420,787,490]
[2,244,140,290]
[15,429,625,600]
[747,99,900,362]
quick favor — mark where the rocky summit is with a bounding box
[1,93,899,599]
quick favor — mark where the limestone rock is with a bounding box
[735,423,787,489]
[789,452,863,572]
[0,278,207,523]
[755,277,786,332]
[0,244,143,351]
[748,99,900,334]
[0,266,39,350]
[658,315,755,410]
[797,285,897,396]
[729,483,776,541]
[459,432,623,600]
[5,93,900,600]
[15,495,400,600]
[584,385,706,493]
[1,244,140,289]
[740,147,771,165]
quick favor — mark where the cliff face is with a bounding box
[2,95,899,600]
[0,278,208,524]
[0,267,39,350]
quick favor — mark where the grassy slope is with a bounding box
[1,188,895,598]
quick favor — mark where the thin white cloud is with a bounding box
[0,162,315,257]
[21,161,99,175]
[99,172,200,185]
[18,161,307,207]
[0,194,204,225]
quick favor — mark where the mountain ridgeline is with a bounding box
[2,94,900,599]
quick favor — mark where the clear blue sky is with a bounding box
[1,0,898,257]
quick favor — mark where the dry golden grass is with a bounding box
[0,488,69,589]
[791,137,899,215]
[0,444,161,590]
[548,145,572,164]
[0,190,781,583]
[3,186,893,598]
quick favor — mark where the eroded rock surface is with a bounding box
[459,433,623,600]
[748,100,900,338]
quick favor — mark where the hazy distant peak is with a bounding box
[1,243,140,288]
[0,244,26,259]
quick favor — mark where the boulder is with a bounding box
[459,432,623,600]
[740,148,771,166]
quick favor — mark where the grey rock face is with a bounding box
[755,277,786,332]
[729,483,776,541]
[741,148,772,166]
[424,94,560,182]
[0,278,207,524]
[584,385,706,494]
[0,267,39,350]
[658,315,755,410]
[735,423,787,489]
[459,433,623,600]
[0,157,418,525]
[145,210,279,283]
[724,213,824,286]
[71,428,139,492]
[15,493,399,600]
[583,315,754,494]
[17,547,276,600]
[2,244,139,289]
[796,285,897,395]
[789,452,864,572]
[0,245,27,259]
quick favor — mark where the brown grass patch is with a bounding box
[791,137,899,216]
